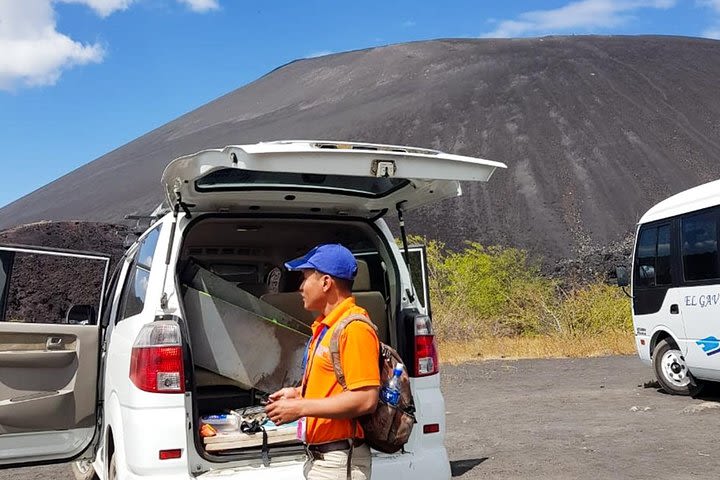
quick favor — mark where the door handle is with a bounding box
[46,337,64,350]
[670,304,679,315]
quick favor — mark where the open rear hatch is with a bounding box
[169,141,506,467]
[162,140,506,217]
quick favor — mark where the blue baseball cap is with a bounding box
[284,244,358,280]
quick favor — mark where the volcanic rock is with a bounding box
[1,36,720,266]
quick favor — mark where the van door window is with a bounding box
[0,248,107,324]
[0,251,11,318]
[99,258,124,327]
[681,210,719,282]
[119,226,162,320]
[402,246,431,315]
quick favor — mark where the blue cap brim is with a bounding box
[284,257,315,271]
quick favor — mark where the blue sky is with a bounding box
[1,0,719,209]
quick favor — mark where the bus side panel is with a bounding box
[679,286,720,381]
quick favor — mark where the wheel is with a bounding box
[108,452,118,480]
[71,460,99,480]
[652,339,703,396]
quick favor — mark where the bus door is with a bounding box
[634,222,686,350]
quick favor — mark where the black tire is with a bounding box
[652,339,703,396]
[71,460,99,480]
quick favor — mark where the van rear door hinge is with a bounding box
[160,292,169,310]
[172,187,195,219]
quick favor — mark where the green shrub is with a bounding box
[555,283,632,335]
[404,237,632,341]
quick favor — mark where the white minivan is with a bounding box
[618,178,720,395]
[0,140,505,479]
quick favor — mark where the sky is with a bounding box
[1,0,720,209]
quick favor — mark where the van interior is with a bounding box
[176,216,398,461]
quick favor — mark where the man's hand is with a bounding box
[265,398,304,425]
[267,386,300,403]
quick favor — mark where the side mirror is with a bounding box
[65,304,96,325]
[615,266,630,287]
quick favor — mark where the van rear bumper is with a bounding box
[147,449,452,480]
[373,448,451,479]
[196,458,306,479]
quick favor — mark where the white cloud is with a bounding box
[0,0,219,91]
[306,50,333,58]
[702,26,720,37]
[58,0,135,18]
[481,0,677,38]
[699,0,720,12]
[177,0,219,12]
[0,0,105,90]
[402,20,416,27]
[698,1,720,38]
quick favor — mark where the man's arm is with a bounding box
[265,386,378,425]
[300,386,379,419]
[268,386,302,401]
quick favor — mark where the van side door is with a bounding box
[0,245,109,467]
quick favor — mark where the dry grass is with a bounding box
[437,331,636,364]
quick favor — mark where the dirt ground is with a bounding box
[3,356,718,479]
[443,356,720,479]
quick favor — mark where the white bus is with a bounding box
[618,178,720,395]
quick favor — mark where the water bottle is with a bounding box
[200,414,239,433]
[380,363,404,406]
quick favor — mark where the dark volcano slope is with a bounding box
[2,36,720,261]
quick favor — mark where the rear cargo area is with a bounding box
[176,216,396,463]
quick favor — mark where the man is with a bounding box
[265,243,380,480]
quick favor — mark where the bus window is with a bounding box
[656,224,672,285]
[636,227,657,287]
[635,224,672,288]
[681,211,719,282]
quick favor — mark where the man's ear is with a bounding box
[321,274,333,292]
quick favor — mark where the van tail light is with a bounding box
[414,315,439,377]
[159,449,182,460]
[423,423,440,434]
[129,320,185,393]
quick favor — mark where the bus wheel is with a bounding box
[652,339,703,396]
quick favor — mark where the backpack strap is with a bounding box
[328,313,378,391]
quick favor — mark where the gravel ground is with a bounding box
[443,356,720,479]
[3,356,718,479]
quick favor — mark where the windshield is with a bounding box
[195,168,410,197]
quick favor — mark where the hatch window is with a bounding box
[195,168,409,198]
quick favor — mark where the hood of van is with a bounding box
[161,140,506,217]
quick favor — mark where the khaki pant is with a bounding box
[303,443,372,480]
